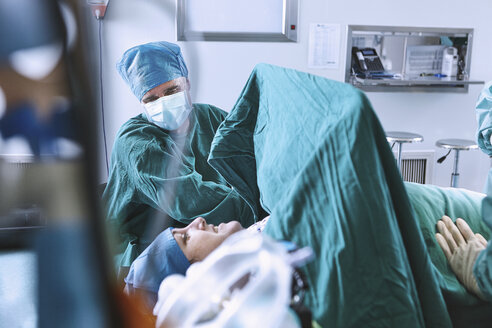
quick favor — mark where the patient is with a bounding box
[124,216,268,308]
[125,217,269,308]
[172,217,244,263]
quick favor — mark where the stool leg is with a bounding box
[451,149,460,188]
[396,142,402,171]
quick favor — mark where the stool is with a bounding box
[435,139,478,188]
[386,131,424,170]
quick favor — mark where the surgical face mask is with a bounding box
[143,91,192,131]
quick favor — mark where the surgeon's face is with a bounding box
[172,217,244,263]
[140,76,190,104]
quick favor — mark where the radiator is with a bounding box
[394,151,435,184]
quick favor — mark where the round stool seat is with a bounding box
[385,131,424,172]
[435,139,478,188]
[386,131,424,144]
[435,139,478,151]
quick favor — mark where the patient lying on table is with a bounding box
[124,216,270,308]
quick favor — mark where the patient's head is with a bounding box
[173,217,244,263]
[124,217,244,301]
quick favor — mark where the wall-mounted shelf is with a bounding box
[350,76,484,93]
[345,25,484,92]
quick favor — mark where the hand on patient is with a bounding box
[435,215,487,299]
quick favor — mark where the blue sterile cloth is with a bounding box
[209,63,452,327]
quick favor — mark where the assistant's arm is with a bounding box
[129,134,253,227]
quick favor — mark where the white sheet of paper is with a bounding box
[308,23,341,69]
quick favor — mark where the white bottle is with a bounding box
[381,47,392,71]
[441,47,458,77]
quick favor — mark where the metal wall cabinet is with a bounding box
[345,25,484,93]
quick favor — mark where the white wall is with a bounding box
[91,0,492,192]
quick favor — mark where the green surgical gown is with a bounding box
[209,64,492,326]
[103,104,254,267]
[474,81,492,302]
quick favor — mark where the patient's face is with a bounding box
[172,217,243,263]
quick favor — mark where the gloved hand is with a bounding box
[435,215,488,299]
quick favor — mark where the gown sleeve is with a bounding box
[476,82,492,156]
[125,118,253,227]
[473,82,492,301]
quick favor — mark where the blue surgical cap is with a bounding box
[116,41,189,101]
[125,228,190,294]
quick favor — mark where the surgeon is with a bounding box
[435,81,492,301]
[102,41,254,275]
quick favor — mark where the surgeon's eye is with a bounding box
[163,86,180,96]
[142,95,159,104]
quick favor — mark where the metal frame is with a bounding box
[176,0,298,42]
[345,25,482,93]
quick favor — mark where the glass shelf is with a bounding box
[350,76,484,92]
[345,25,482,92]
